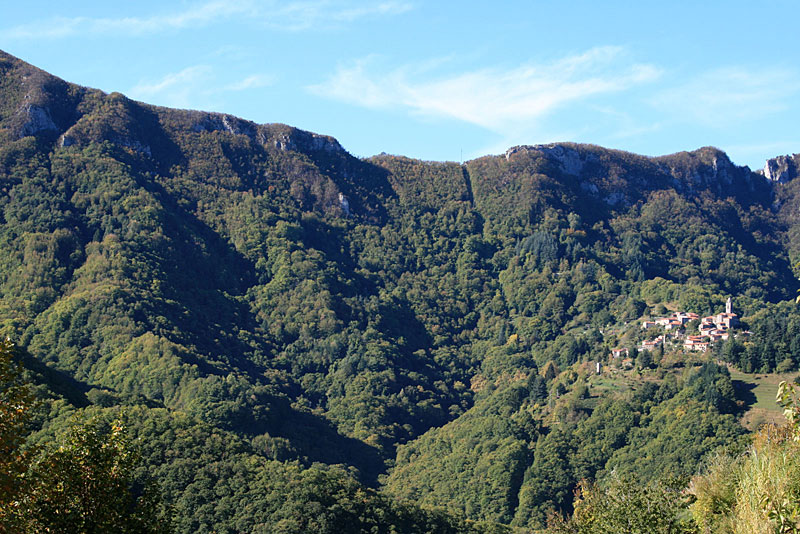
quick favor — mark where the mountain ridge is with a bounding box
[2,49,795,193]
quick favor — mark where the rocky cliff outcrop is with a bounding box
[762,154,800,183]
[263,124,347,155]
[505,143,587,176]
[16,104,59,137]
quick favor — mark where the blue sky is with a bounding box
[2,1,799,169]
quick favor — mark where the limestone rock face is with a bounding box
[535,144,584,176]
[505,143,586,176]
[271,128,345,155]
[16,104,58,138]
[763,154,799,183]
[338,192,351,216]
[191,113,258,140]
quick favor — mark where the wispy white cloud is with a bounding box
[129,66,215,108]
[588,105,665,140]
[652,66,800,126]
[1,1,414,39]
[3,2,247,39]
[4,16,85,40]
[309,47,661,135]
[333,2,414,21]
[128,66,275,109]
[239,0,415,31]
[223,74,275,91]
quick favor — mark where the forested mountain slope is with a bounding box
[2,50,800,531]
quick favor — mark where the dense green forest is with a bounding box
[2,50,800,532]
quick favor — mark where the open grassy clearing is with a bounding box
[560,357,797,434]
[729,368,800,430]
[587,362,799,432]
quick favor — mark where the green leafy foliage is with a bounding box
[717,301,800,373]
[388,364,744,529]
[0,340,169,532]
[548,474,696,534]
[777,380,800,440]
[0,339,35,526]
[20,417,171,533]
[688,396,800,534]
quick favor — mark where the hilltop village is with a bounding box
[611,297,750,359]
